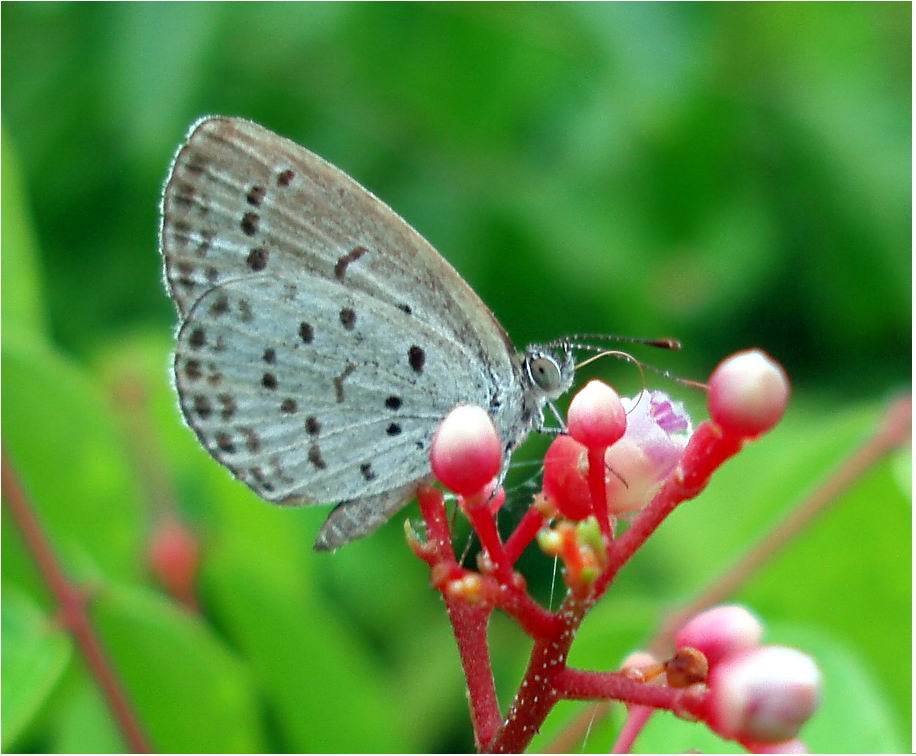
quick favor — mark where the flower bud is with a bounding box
[665,646,708,688]
[605,391,692,514]
[480,477,506,514]
[431,405,502,496]
[567,380,626,449]
[675,605,763,669]
[707,646,820,743]
[445,573,485,604]
[148,515,199,608]
[620,650,658,678]
[545,390,693,519]
[543,435,592,520]
[747,739,808,754]
[709,350,790,438]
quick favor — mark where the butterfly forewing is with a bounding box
[162,117,511,357]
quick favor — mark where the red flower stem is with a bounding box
[418,487,501,750]
[464,494,515,583]
[586,447,612,544]
[555,668,706,717]
[418,486,454,561]
[504,507,545,564]
[490,584,563,639]
[424,414,769,752]
[1,450,153,754]
[610,705,654,754]
[488,639,566,752]
[490,424,744,752]
[445,600,502,751]
[486,598,587,752]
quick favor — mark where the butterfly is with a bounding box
[160,116,575,550]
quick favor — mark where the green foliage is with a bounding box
[92,582,265,753]
[1,132,47,336]
[2,3,910,753]
[2,589,72,750]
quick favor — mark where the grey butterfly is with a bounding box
[160,116,574,551]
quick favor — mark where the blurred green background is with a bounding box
[2,3,911,753]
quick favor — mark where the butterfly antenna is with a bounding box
[546,333,682,351]
[572,346,708,392]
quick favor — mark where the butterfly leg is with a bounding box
[546,400,568,433]
[494,444,515,494]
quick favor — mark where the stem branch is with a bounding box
[2,450,152,754]
[446,600,501,750]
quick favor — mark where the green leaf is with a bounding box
[200,476,405,753]
[740,453,911,736]
[2,587,72,750]
[91,581,265,753]
[2,334,146,598]
[627,401,887,595]
[50,676,124,754]
[1,130,47,336]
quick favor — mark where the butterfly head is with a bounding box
[523,344,576,402]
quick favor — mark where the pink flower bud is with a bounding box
[620,650,658,675]
[675,605,763,669]
[707,646,820,743]
[481,477,506,514]
[605,390,692,514]
[148,516,200,608]
[747,739,808,754]
[567,380,626,449]
[543,435,592,520]
[708,350,790,438]
[431,405,502,496]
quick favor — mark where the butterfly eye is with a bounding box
[529,355,562,393]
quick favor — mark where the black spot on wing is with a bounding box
[241,212,259,236]
[408,345,425,374]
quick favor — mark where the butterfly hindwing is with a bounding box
[174,274,482,503]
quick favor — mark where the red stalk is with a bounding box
[611,705,654,754]
[446,600,501,750]
[463,492,515,584]
[555,668,706,717]
[586,447,612,544]
[504,507,546,564]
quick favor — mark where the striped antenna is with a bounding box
[544,334,682,351]
[568,343,708,392]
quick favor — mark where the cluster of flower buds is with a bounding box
[623,605,820,750]
[420,348,809,751]
[536,517,607,597]
[422,349,792,598]
[543,382,693,522]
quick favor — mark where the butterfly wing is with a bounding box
[161,117,514,360]
[161,117,529,546]
[314,486,419,551]
[174,274,477,503]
